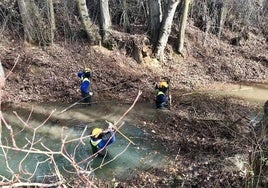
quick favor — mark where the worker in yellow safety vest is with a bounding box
[155,80,169,109]
[90,124,115,155]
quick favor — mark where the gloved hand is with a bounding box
[89,92,93,96]
[108,122,114,129]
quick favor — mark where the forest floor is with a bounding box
[1,23,268,187]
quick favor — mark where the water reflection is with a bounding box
[0,102,166,182]
[3,82,266,183]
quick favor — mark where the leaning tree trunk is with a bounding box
[177,0,190,56]
[148,0,162,47]
[17,0,55,45]
[155,0,179,61]
[77,0,101,44]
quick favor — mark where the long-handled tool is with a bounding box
[166,78,172,108]
[59,96,89,114]
[105,120,135,145]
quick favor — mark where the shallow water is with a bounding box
[1,102,168,182]
[210,82,268,103]
[1,82,267,183]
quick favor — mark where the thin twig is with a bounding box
[91,143,131,173]
[5,55,20,79]
[114,90,142,126]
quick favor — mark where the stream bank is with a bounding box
[1,84,266,186]
[1,19,267,186]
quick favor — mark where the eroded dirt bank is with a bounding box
[1,24,267,104]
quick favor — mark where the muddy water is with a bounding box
[1,82,267,183]
[207,82,268,123]
[208,82,268,103]
[0,102,168,182]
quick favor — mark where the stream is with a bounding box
[0,82,267,183]
[1,101,167,183]
[209,82,268,103]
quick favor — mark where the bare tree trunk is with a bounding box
[0,60,5,144]
[177,0,190,55]
[17,0,55,45]
[17,0,34,42]
[155,0,179,61]
[48,0,55,44]
[217,1,226,37]
[77,0,100,44]
[28,0,44,43]
[121,0,130,33]
[99,0,112,42]
[148,0,162,47]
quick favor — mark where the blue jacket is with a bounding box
[156,91,168,108]
[90,130,115,149]
[78,71,91,94]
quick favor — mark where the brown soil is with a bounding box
[1,24,268,187]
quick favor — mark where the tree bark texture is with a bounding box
[0,60,5,143]
[155,0,179,61]
[99,0,112,41]
[177,0,190,55]
[121,0,130,33]
[77,0,100,44]
[17,0,34,42]
[17,0,55,45]
[148,0,162,47]
[48,0,56,44]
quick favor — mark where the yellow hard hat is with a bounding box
[84,68,91,73]
[92,128,103,138]
[159,81,168,88]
